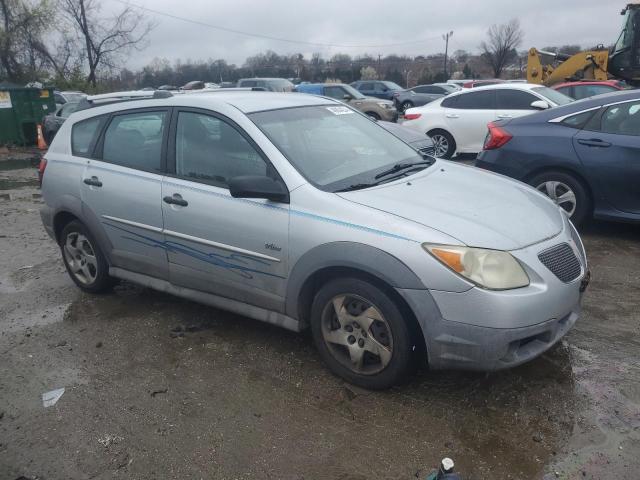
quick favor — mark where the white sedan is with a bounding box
[402,83,574,158]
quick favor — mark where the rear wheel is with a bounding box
[60,220,115,293]
[310,278,414,390]
[427,129,456,159]
[400,101,414,113]
[529,171,590,225]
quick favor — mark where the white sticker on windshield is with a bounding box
[326,106,354,115]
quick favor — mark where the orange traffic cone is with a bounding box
[36,124,47,150]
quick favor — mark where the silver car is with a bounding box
[40,91,589,389]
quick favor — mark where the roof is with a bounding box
[77,90,337,117]
[552,80,624,88]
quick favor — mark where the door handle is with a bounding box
[577,138,612,148]
[497,114,513,119]
[83,176,102,187]
[163,194,188,207]
[445,113,459,119]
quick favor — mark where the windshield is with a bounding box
[532,86,574,106]
[341,84,366,99]
[383,81,403,90]
[250,105,423,191]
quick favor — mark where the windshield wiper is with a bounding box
[374,159,434,180]
[336,183,377,192]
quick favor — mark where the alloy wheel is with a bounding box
[63,232,98,285]
[320,294,393,375]
[430,134,449,158]
[536,181,577,217]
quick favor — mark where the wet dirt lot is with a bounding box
[0,153,638,479]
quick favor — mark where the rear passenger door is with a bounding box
[161,109,289,311]
[79,108,169,279]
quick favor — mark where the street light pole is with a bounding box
[442,31,454,80]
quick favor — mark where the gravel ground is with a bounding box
[0,152,638,479]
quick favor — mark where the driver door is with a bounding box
[162,109,290,310]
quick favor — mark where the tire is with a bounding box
[310,277,414,390]
[427,129,456,159]
[364,111,381,121]
[59,220,115,293]
[528,171,590,226]
[400,101,414,113]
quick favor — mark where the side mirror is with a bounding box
[531,100,549,110]
[342,94,353,101]
[228,175,289,203]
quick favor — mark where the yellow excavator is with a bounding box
[527,3,640,87]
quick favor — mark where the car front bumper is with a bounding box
[397,214,588,371]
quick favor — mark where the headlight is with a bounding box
[422,244,529,290]
[377,102,394,109]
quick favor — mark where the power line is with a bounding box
[115,0,443,49]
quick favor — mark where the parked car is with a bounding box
[552,80,627,100]
[237,78,294,92]
[53,90,86,109]
[295,83,397,121]
[181,81,205,90]
[377,121,435,156]
[350,80,404,100]
[43,101,80,144]
[463,79,506,88]
[392,85,452,113]
[39,90,588,389]
[402,83,574,158]
[476,89,640,225]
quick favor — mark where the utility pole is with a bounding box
[442,31,454,80]
[377,53,381,76]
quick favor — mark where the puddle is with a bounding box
[0,157,39,171]
[0,177,39,190]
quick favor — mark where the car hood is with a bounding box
[337,161,563,251]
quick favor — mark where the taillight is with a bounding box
[404,113,422,120]
[483,122,512,150]
[38,157,47,187]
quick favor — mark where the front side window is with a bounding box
[496,89,539,110]
[599,101,640,136]
[250,105,423,191]
[102,111,166,172]
[71,116,106,157]
[359,83,374,91]
[454,90,495,109]
[324,86,348,100]
[175,111,267,188]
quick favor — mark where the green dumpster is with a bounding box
[0,85,56,145]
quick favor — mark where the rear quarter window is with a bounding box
[71,116,106,157]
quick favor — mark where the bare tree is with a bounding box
[480,19,523,78]
[59,0,155,87]
[359,66,378,80]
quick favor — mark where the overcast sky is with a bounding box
[107,0,623,69]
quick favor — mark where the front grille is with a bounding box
[419,146,435,157]
[538,243,582,283]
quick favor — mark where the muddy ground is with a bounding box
[0,151,638,480]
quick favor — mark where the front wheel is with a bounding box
[60,220,115,293]
[427,130,456,159]
[529,171,590,225]
[310,278,414,390]
[364,111,381,121]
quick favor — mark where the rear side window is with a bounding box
[239,80,257,87]
[71,116,106,157]
[573,85,617,100]
[561,110,598,129]
[454,91,495,109]
[496,89,539,110]
[324,86,347,100]
[441,95,459,108]
[102,111,166,172]
[556,86,572,98]
[359,83,374,90]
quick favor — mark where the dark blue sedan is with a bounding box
[476,89,640,225]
